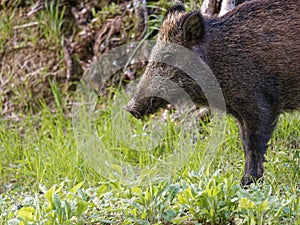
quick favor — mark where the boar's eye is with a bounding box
[162,52,176,65]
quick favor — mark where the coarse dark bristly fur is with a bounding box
[125,0,300,186]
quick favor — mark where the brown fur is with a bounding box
[125,0,300,186]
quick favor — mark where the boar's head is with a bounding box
[125,4,206,119]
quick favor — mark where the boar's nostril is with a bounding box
[123,105,142,119]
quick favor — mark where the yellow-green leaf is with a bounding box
[77,201,89,216]
[178,194,188,204]
[18,207,35,222]
[70,181,84,194]
[238,197,255,210]
[96,184,110,197]
[45,187,54,204]
[258,200,269,211]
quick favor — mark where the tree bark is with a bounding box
[201,0,250,16]
[133,0,148,40]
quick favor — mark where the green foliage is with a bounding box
[0,86,299,224]
[0,4,15,53]
[37,0,65,47]
[1,176,299,224]
[1,181,90,225]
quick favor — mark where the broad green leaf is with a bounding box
[17,207,35,222]
[77,201,89,216]
[70,181,84,193]
[172,216,189,224]
[53,194,61,210]
[238,198,255,210]
[45,187,54,205]
[178,194,188,205]
[96,184,110,197]
[64,200,72,219]
[257,200,269,211]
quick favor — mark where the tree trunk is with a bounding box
[201,0,250,16]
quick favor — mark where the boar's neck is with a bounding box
[190,17,235,111]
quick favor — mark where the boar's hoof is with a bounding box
[240,174,258,188]
[241,174,264,188]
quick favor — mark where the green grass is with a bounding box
[37,0,66,47]
[0,87,299,224]
[0,4,15,53]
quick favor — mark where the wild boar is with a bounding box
[124,0,300,186]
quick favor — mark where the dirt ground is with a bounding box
[0,0,153,119]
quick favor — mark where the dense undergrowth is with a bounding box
[0,86,299,224]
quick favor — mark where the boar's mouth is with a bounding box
[124,96,168,119]
[124,107,142,119]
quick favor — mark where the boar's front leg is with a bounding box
[237,109,278,187]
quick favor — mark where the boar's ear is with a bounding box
[182,12,204,43]
[166,3,186,16]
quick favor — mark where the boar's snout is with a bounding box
[123,104,143,119]
[124,96,169,119]
[123,98,145,119]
